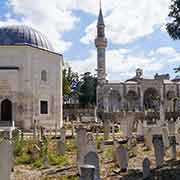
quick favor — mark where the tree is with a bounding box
[166,0,180,72]
[63,66,79,103]
[166,0,180,40]
[78,72,97,106]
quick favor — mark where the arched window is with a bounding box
[41,70,47,82]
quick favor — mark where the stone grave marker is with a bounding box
[76,127,87,171]
[169,135,176,160]
[0,140,13,180]
[60,127,66,143]
[114,142,128,172]
[86,133,96,153]
[84,151,100,180]
[137,120,144,140]
[79,164,95,180]
[103,120,110,140]
[162,127,169,148]
[168,120,175,136]
[176,127,180,144]
[144,127,153,149]
[152,135,164,167]
[56,139,65,155]
[143,158,151,179]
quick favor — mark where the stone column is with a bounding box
[169,136,176,160]
[12,102,16,127]
[79,165,95,180]
[160,84,165,126]
[152,135,164,168]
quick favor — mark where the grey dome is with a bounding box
[0,25,54,52]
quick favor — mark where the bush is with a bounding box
[48,153,69,166]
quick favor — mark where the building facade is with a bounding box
[0,25,63,130]
[95,8,180,115]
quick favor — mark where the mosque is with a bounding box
[95,7,180,115]
[0,25,63,130]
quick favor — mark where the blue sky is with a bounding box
[0,0,180,81]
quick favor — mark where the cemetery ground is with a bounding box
[10,123,180,180]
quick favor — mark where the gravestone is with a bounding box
[79,164,95,180]
[84,151,100,180]
[104,120,110,140]
[137,120,144,140]
[152,135,164,167]
[56,139,65,155]
[168,120,175,136]
[76,127,87,171]
[60,127,66,143]
[144,127,153,149]
[114,142,128,172]
[162,127,169,148]
[143,158,151,179]
[111,123,115,141]
[86,133,96,153]
[169,136,176,160]
[0,140,12,180]
[176,127,180,144]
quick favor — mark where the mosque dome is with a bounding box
[0,25,54,52]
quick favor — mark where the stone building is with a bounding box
[95,7,180,115]
[0,25,63,130]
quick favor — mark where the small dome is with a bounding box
[0,25,54,52]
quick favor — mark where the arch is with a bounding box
[167,90,176,100]
[41,70,47,82]
[1,99,12,122]
[144,88,160,111]
[126,90,139,111]
[166,90,177,112]
[108,90,121,112]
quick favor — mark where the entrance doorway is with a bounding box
[1,99,12,122]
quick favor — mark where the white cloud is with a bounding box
[81,0,171,45]
[69,47,171,81]
[1,0,80,53]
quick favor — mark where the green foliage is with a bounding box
[63,66,79,103]
[13,139,24,157]
[166,0,180,72]
[16,152,32,165]
[166,0,180,40]
[32,157,43,168]
[103,148,113,160]
[96,135,104,149]
[48,153,69,166]
[78,72,97,106]
[66,139,77,153]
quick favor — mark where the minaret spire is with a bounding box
[97,0,105,26]
[95,1,107,112]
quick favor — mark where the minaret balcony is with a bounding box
[95,38,107,48]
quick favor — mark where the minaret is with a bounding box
[95,3,108,113]
[95,4,107,84]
